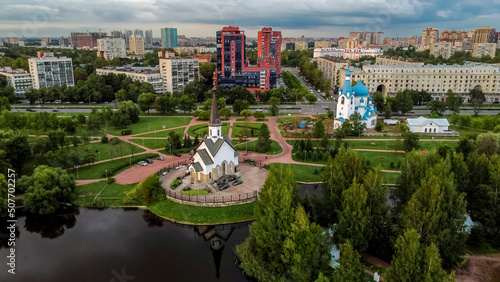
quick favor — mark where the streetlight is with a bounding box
[148,122,150,132]
[169,143,172,155]
[105,169,108,179]
[245,136,248,152]
[98,151,100,161]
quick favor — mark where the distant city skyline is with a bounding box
[0,0,499,39]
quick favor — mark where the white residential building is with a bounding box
[159,57,200,93]
[313,48,383,59]
[472,43,497,58]
[28,51,74,89]
[96,67,164,94]
[0,67,33,96]
[129,35,145,56]
[97,38,126,60]
[407,116,450,134]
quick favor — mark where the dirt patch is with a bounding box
[456,254,500,282]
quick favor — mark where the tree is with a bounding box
[178,95,196,113]
[373,91,385,112]
[335,178,371,252]
[0,174,7,217]
[116,100,141,124]
[268,96,280,116]
[240,109,252,120]
[375,120,384,132]
[217,97,226,109]
[137,92,157,115]
[445,90,462,113]
[198,110,210,121]
[350,112,366,136]
[167,130,182,150]
[0,97,10,111]
[426,100,446,115]
[402,131,420,153]
[469,88,485,116]
[232,99,250,113]
[394,91,414,115]
[126,174,165,206]
[387,229,453,282]
[154,93,178,114]
[236,164,298,280]
[320,134,330,149]
[22,165,76,214]
[1,131,31,172]
[384,102,392,118]
[219,107,232,120]
[326,109,334,119]
[313,119,326,138]
[253,111,265,121]
[256,123,272,153]
[331,240,365,282]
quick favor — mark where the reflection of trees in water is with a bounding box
[0,219,20,250]
[142,210,163,228]
[24,206,80,239]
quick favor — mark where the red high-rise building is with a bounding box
[258,27,282,75]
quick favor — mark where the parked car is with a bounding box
[138,161,148,166]
[146,158,153,164]
[185,170,190,175]
[232,178,243,186]
[52,109,59,112]
[174,152,182,157]
[157,156,165,161]
[174,166,181,170]
[244,158,255,163]
[218,183,230,191]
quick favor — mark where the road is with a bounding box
[284,67,330,103]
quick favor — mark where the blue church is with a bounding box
[334,66,377,129]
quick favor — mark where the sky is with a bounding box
[0,0,499,39]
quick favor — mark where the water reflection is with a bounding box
[0,207,250,281]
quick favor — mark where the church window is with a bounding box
[434,128,436,133]
[341,97,345,104]
[218,129,220,136]
[425,128,427,133]
[351,98,353,105]
[210,129,212,136]
[216,166,220,178]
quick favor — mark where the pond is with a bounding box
[0,207,250,281]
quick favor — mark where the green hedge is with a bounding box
[101,153,159,177]
[170,177,182,189]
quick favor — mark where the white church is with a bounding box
[334,66,377,129]
[188,93,239,184]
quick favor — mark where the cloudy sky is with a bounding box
[0,0,499,38]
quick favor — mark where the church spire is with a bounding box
[209,91,222,126]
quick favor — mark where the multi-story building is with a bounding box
[337,39,348,49]
[58,37,70,47]
[145,30,153,49]
[294,41,308,51]
[97,38,127,60]
[40,37,51,47]
[161,28,178,48]
[0,67,33,96]
[472,27,497,43]
[124,30,133,46]
[421,28,439,46]
[28,51,74,89]
[258,27,282,74]
[372,32,385,45]
[6,37,20,45]
[70,32,106,48]
[134,29,144,37]
[159,57,199,93]
[472,43,497,58]
[111,30,123,39]
[337,63,500,102]
[192,54,212,64]
[96,66,164,93]
[214,26,277,91]
[430,42,453,59]
[375,56,424,66]
[314,41,329,49]
[315,56,349,92]
[441,30,469,42]
[129,35,145,56]
[313,48,383,59]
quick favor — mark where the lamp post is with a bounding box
[98,151,100,161]
[148,122,150,132]
[245,136,248,152]
[105,169,108,179]
[169,143,172,155]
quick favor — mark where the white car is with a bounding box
[138,161,148,166]
[174,166,180,170]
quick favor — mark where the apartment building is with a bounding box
[315,56,349,92]
[337,63,500,102]
[0,67,33,96]
[28,51,74,89]
[375,56,424,66]
[421,28,439,46]
[129,35,145,56]
[159,57,200,93]
[313,48,383,59]
[314,41,329,49]
[97,38,127,60]
[430,42,453,59]
[472,43,497,58]
[96,67,164,93]
[294,41,308,51]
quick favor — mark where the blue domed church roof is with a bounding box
[352,81,369,97]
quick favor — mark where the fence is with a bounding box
[165,189,259,207]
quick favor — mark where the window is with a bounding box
[425,128,427,133]
[341,97,345,104]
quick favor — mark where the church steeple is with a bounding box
[208,91,222,140]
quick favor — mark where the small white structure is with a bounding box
[188,92,239,184]
[407,116,450,133]
[384,119,398,125]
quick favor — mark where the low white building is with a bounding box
[407,116,450,133]
[0,67,33,96]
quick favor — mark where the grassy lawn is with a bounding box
[182,190,209,195]
[186,122,229,137]
[234,140,283,155]
[133,127,185,138]
[68,153,159,180]
[381,171,400,184]
[129,139,168,150]
[356,151,405,170]
[107,117,191,136]
[276,117,294,123]
[449,125,488,136]
[231,122,266,138]
[236,118,268,122]
[73,181,139,206]
[269,163,324,182]
[149,199,257,224]
[77,141,146,161]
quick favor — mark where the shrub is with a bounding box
[198,111,210,121]
[121,129,132,135]
[107,177,115,184]
[193,110,201,117]
[375,120,384,132]
[101,135,109,143]
[170,178,182,189]
[110,137,120,145]
[389,162,395,169]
